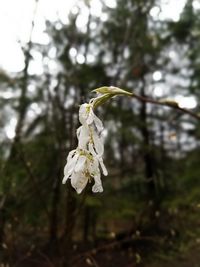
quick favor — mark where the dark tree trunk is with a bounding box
[83,206,90,242]
[63,186,77,245]
[49,175,61,243]
[139,84,162,234]
[0,197,6,245]
[9,42,32,161]
[140,89,156,198]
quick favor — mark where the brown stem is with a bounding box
[130,92,200,120]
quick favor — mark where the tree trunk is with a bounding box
[139,89,156,198]
[49,175,61,243]
[63,186,77,244]
[0,197,6,245]
[83,206,90,242]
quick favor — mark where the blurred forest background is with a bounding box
[0,0,200,266]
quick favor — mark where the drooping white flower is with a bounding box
[77,126,90,150]
[79,103,94,125]
[62,148,104,194]
[70,171,88,194]
[63,102,107,194]
[77,125,104,155]
[79,103,104,132]
[88,143,108,176]
[91,127,104,156]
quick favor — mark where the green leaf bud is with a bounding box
[159,99,179,107]
[92,86,133,97]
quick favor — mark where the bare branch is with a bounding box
[130,92,200,120]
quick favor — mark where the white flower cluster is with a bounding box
[62,103,108,194]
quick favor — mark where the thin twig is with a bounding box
[70,235,163,265]
[130,92,200,120]
[88,255,100,267]
[38,251,55,267]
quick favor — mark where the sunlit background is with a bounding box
[0,0,198,146]
[0,0,196,73]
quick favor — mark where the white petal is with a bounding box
[62,175,69,184]
[76,126,81,138]
[79,103,90,125]
[94,114,103,132]
[92,183,103,193]
[79,104,87,124]
[75,155,86,172]
[99,157,108,176]
[78,126,89,149]
[67,149,76,161]
[88,156,99,176]
[62,172,72,184]
[64,153,79,176]
[71,172,88,194]
[89,139,107,176]
[63,152,78,184]
[86,109,94,125]
[93,130,104,156]
[92,173,103,193]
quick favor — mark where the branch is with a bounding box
[70,235,163,266]
[9,0,40,160]
[131,92,200,120]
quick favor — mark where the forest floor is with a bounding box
[73,244,200,267]
[4,228,200,267]
[146,244,200,267]
[69,236,200,267]
[5,241,200,267]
